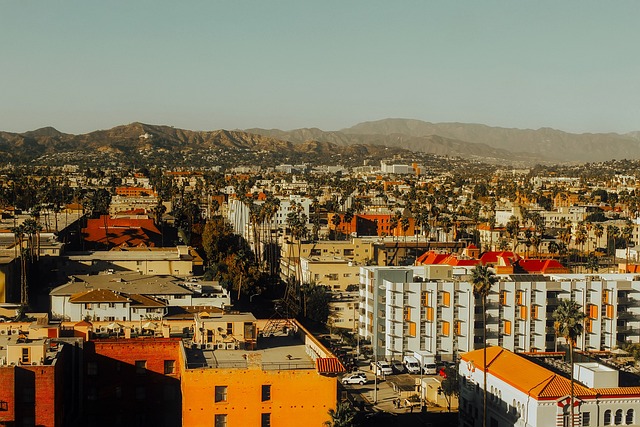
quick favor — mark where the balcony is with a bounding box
[618,297,640,307]
[617,326,640,335]
[617,311,638,321]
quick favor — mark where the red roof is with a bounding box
[82,215,162,248]
[479,251,517,265]
[315,357,346,374]
[517,259,569,274]
[416,251,480,267]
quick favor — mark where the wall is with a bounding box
[182,367,336,427]
[81,338,182,427]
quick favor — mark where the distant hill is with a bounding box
[3,119,639,165]
[0,122,406,164]
[245,127,544,163]
[340,118,640,163]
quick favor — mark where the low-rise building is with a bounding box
[460,347,640,427]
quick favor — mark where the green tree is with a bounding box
[439,365,459,412]
[325,402,356,427]
[471,265,497,427]
[553,300,586,427]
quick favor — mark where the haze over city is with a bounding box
[1,1,639,136]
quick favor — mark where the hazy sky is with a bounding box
[1,1,639,135]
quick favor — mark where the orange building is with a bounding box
[115,186,157,197]
[182,319,341,427]
[328,213,416,237]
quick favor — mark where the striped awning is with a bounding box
[315,357,346,374]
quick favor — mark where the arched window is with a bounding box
[626,409,634,425]
[605,409,612,425]
[615,409,623,425]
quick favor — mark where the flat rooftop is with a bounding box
[184,335,315,371]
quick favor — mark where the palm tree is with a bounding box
[553,300,585,427]
[471,265,498,427]
[593,223,604,250]
[325,402,356,427]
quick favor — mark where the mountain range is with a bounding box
[1,119,638,165]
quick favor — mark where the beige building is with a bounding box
[281,238,376,280]
[300,256,361,291]
[58,246,203,279]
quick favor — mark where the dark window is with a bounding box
[215,386,227,403]
[135,386,146,401]
[214,414,228,427]
[226,322,233,335]
[164,360,175,375]
[605,410,612,425]
[87,361,98,376]
[135,360,146,374]
[261,413,271,427]
[615,409,623,425]
[626,409,634,425]
[261,385,271,402]
[582,411,590,426]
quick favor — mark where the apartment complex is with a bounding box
[359,265,640,361]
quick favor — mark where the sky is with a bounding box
[1,1,639,135]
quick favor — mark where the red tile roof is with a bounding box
[82,215,161,248]
[315,357,346,374]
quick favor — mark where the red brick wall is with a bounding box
[0,367,16,424]
[0,363,61,427]
[82,338,182,426]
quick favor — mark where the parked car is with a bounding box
[423,363,437,375]
[341,372,368,385]
[375,361,393,376]
[391,360,406,374]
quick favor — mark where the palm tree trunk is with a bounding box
[483,296,487,427]
[570,342,575,427]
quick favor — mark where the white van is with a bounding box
[403,356,421,374]
[423,363,437,375]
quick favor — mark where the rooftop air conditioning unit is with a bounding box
[0,330,5,335]
[226,343,235,350]
[206,343,213,350]
[217,343,225,350]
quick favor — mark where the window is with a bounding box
[531,305,539,320]
[605,409,612,425]
[215,386,228,403]
[115,386,122,399]
[588,304,598,319]
[135,360,147,374]
[519,305,527,320]
[403,306,411,321]
[261,385,271,402]
[426,307,433,322]
[442,291,450,307]
[626,409,634,425]
[21,347,30,364]
[261,413,271,427]
[87,361,98,376]
[214,414,228,427]
[504,320,512,335]
[135,386,146,401]
[164,360,176,375]
[226,323,233,335]
[615,409,623,425]
[499,290,507,305]
[87,386,98,401]
[582,411,591,426]
[442,321,450,336]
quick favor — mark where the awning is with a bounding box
[315,357,346,374]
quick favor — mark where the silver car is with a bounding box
[341,372,368,385]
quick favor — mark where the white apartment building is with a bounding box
[460,347,640,427]
[360,266,640,362]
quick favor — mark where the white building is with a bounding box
[460,347,640,427]
[359,266,640,361]
[50,272,230,322]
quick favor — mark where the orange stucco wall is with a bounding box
[182,367,337,427]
